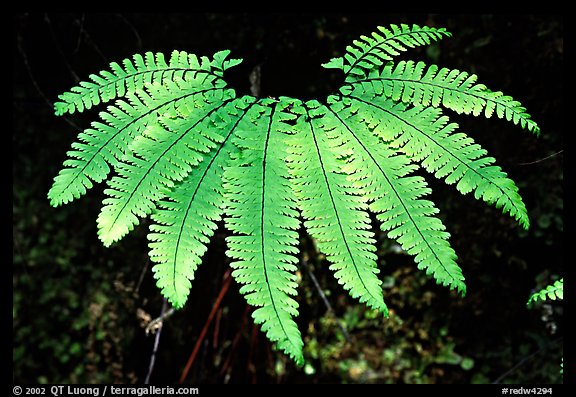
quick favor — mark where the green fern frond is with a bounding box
[341,60,540,135]
[48,76,229,208]
[286,99,387,313]
[149,97,257,308]
[47,23,542,367]
[54,50,240,115]
[528,278,563,304]
[224,99,303,365]
[326,96,465,294]
[347,94,530,229]
[322,24,450,79]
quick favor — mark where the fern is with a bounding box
[527,278,563,374]
[97,88,236,246]
[322,24,450,79]
[344,94,530,228]
[286,99,387,313]
[224,98,303,364]
[324,98,465,293]
[54,50,238,115]
[47,51,238,207]
[340,60,540,134]
[528,278,563,304]
[48,24,539,365]
[149,97,256,308]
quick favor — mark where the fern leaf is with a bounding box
[322,24,450,80]
[54,50,240,115]
[224,99,303,365]
[342,60,540,135]
[348,94,530,229]
[47,24,542,367]
[48,76,228,208]
[286,99,387,313]
[97,88,235,246]
[528,278,563,304]
[326,96,465,294]
[149,97,257,308]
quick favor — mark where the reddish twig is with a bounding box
[248,323,259,383]
[219,304,251,379]
[179,269,232,383]
[212,307,222,349]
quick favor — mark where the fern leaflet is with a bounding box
[48,77,230,207]
[286,99,387,313]
[224,99,303,365]
[54,50,240,115]
[322,24,450,79]
[97,88,235,246]
[528,278,563,304]
[326,96,464,293]
[341,60,540,135]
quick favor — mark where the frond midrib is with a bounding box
[304,105,381,305]
[260,104,297,351]
[61,67,224,106]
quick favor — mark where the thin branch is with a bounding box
[44,13,80,83]
[72,15,109,64]
[72,13,85,55]
[492,336,563,384]
[145,306,175,335]
[16,17,83,131]
[516,150,563,166]
[115,13,143,50]
[179,269,232,383]
[144,298,169,384]
[300,257,351,344]
[219,305,251,379]
[134,257,150,297]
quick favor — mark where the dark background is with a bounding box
[13,13,563,384]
